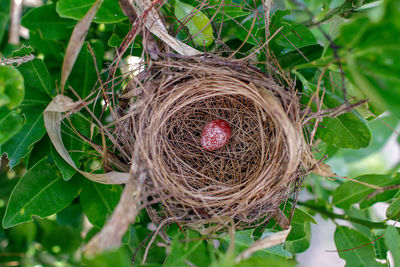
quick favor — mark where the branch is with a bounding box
[303,0,372,27]
[297,201,387,229]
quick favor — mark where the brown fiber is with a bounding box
[113,56,312,227]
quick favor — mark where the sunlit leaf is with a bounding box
[174,0,214,47]
[334,226,384,267]
[0,109,24,145]
[296,71,372,148]
[332,173,400,209]
[386,196,400,220]
[0,66,24,110]
[384,226,400,265]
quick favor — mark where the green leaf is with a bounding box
[332,173,400,210]
[384,226,400,266]
[270,10,317,54]
[56,203,83,229]
[373,231,388,260]
[0,109,24,145]
[21,3,75,40]
[386,196,400,220]
[0,66,24,110]
[68,41,104,98]
[286,207,316,241]
[295,71,371,148]
[336,0,400,118]
[1,104,46,168]
[7,221,37,249]
[29,30,66,62]
[56,0,126,24]
[228,12,264,46]
[80,180,122,228]
[0,0,10,43]
[209,0,250,22]
[108,33,124,47]
[1,47,55,168]
[2,158,82,228]
[12,46,55,97]
[26,135,51,169]
[278,44,323,69]
[165,230,211,267]
[51,145,76,181]
[39,220,82,254]
[334,226,383,267]
[316,90,371,149]
[84,247,131,267]
[174,0,214,47]
[284,207,316,253]
[233,256,296,267]
[224,229,292,259]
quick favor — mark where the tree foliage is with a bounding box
[0,0,399,266]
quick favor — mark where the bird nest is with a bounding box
[112,56,313,228]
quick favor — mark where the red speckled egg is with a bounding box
[201,119,231,151]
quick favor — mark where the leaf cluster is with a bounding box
[0,0,399,266]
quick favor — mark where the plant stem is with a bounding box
[297,201,387,229]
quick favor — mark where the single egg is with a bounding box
[201,119,231,151]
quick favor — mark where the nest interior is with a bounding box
[115,57,311,227]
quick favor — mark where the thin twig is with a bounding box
[298,201,387,229]
[367,184,400,200]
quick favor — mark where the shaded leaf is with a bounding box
[0,66,24,109]
[209,0,250,23]
[56,203,83,229]
[0,1,9,42]
[68,41,104,98]
[80,180,122,228]
[26,135,51,169]
[332,173,400,210]
[21,3,75,40]
[373,231,387,260]
[336,0,400,118]
[84,247,131,267]
[2,158,81,228]
[39,220,82,254]
[334,226,383,267]
[175,0,214,47]
[278,44,323,69]
[51,145,76,181]
[57,0,126,24]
